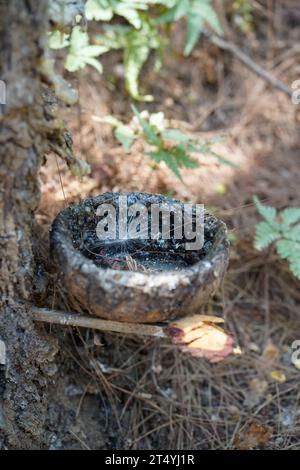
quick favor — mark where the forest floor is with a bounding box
[36,3,300,450]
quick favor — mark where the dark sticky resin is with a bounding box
[50,192,229,323]
[72,193,218,273]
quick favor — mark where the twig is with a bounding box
[32,307,166,338]
[203,29,293,98]
[68,429,90,450]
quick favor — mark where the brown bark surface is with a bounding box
[0,0,54,449]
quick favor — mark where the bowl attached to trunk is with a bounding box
[50,192,229,323]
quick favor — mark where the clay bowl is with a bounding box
[50,192,229,323]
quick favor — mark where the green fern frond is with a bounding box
[276,239,300,260]
[276,239,300,280]
[49,31,70,49]
[65,27,104,73]
[95,18,161,100]
[184,1,222,56]
[285,223,300,242]
[281,208,300,227]
[123,24,156,101]
[253,196,277,226]
[131,105,161,146]
[86,0,171,25]
[289,260,300,280]
[157,0,222,56]
[254,198,300,280]
[147,146,197,180]
[254,222,280,250]
[100,106,227,179]
[114,125,135,153]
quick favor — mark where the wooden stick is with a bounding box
[204,29,293,98]
[32,307,166,338]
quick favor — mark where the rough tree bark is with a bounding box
[0,0,56,449]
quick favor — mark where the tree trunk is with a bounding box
[0,0,53,449]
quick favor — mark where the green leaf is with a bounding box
[184,1,223,56]
[254,222,280,250]
[82,57,103,73]
[253,196,278,226]
[157,0,189,23]
[289,259,300,280]
[114,125,135,153]
[172,144,198,169]
[124,37,151,100]
[148,149,182,179]
[48,31,70,50]
[209,152,237,167]
[123,20,160,101]
[276,239,300,260]
[86,0,169,28]
[69,25,89,48]
[92,114,136,151]
[115,4,143,29]
[184,11,204,56]
[276,239,300,279]
[185,141,237,167]
[162,129,191,142]
[253,200,300,280]
[65,27,104,73]
[99,18,161,100]
[281,208,300,226]
[131,105,161,146]
[284,223,300,242]
[95,29,125,52]
[157,0,222,55]
[148,145,198,180]
[85,0,113,21]
[199,2,223,35]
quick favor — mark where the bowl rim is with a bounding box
[50,192,229,288]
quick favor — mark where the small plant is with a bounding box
[47,1,226,180]
[49,0,222,100]
[157,0,223,56]
[93,106,234,180]
[49,26,105,73]
[254,196,300,280]
[93,20,163,101]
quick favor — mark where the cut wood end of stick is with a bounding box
[166,315,234,363]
